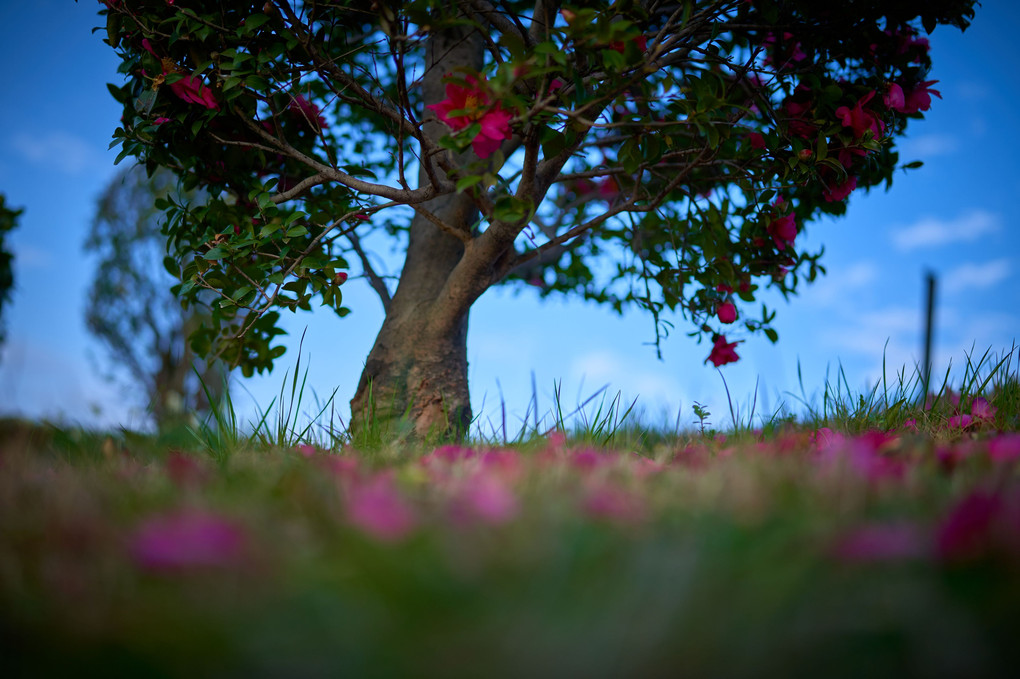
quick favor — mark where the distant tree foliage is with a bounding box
[85,165,229,429]
[0,194,22,353]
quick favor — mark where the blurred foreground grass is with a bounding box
[2,347,1019,678]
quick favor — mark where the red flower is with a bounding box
[427,74,513,159]
[706,335,740,367]
[748,131,767,149]
[884,80,940,115]
[346,473,416,542]
[289,94,328,130]
[903,80,942,114]
[716,301,737,324]
[835,90,883,139]
[768,213,797,250]
[823,176,857,202]
[609,35,648,54]
[130,510,246,572]
[884,82,906,111]
[142,38,219,110]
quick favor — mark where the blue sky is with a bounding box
[1,1,1017,434]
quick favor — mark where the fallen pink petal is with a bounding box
[130,510,247,572]
[346,474,417,542]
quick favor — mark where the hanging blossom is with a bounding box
[884,80,941,115]
[767,197,798,250]
[835,90,884,140]
[427,73,513,159]
[707,335,740,367]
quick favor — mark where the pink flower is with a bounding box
[936,491,1003,562]
[169,74,219,110]
[141,39,219,111]
[832,521,927,563]
[948,414,975,429]
[451,473,519,525]
[426,74,513,159]
[609,35,648,54]
[783,99,816,139]
[716,301,737,324]
[289,94,328,130]
[883,83,906,111]
[768,213,797,250]
[153,116,171,125]
[899,81,942,115]
[812,427,846,451]
[823,175,857,202]
[835,91,884,139]
[345,474,416,542]
[130,510,246,572]
[295,443,318,458]
[582,484,645,524]
[706,334,739,367]
[988,434,1020,463]
[970,397,997,422]
[597,176,620,201]
[164,452,209,487]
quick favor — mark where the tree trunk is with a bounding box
[349,22,483,440]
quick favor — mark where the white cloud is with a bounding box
[569,349,682,406]
[898,133,960,159]
[9,130,108,175]
[802,260,879,306]
[943,258,1012,293]
[890,209,1001,251]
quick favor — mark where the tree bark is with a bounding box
[349,21,483,440]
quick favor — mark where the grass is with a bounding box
[1,345,1019,677]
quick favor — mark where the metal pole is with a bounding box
[922,271,936,398]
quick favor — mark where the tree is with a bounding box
[96,0,977,438]
[85,164,230,430]
[0,194,22,355]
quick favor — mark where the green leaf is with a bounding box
[903,160,924,170]
[493,196,531,224]
[245,75,271,92]
[203,247,227,260]
[456,175,482,193]
[285,225,309,238]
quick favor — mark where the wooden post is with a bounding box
[922,271,936,397]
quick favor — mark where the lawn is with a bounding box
[2,348,1019,678]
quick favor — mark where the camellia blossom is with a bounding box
[426,74,513,159]
[345,473,416,542]
[823,175,857,202]
[885,80,941,115]
[835,90,884,139]
[904,80,941,113]
[832,521,927,563]
[130,510,246,572]
[768,213,797,250]
[141,38,219,111]
[748,131,767,149]
[289,94,328,130]
[717,301,737,324]
[450,473,519,525]
[707,334,739,367]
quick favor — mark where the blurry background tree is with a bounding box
[0,194,23,357]
[85,165,230,430]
